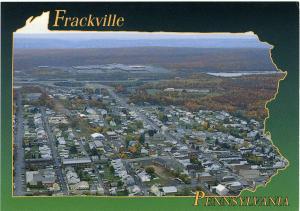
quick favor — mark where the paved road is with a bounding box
[78,138,109,195]
[103,85,160,131]
[40,107,69,195]
[99,84,190,148]
[123,161,149,196]
[124,156,170,163]
[13,91,26,196]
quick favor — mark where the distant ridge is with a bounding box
[14,47,276,72]
[14,38,270,49]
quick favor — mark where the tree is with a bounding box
[95,88,101,94]
[36,181,44,189]
[148,129,157,137]
[112,115,121,125]
[69,146,78,154]
[184,100,200,111]
[91,147,98,156]
[179,174,191,184]
[180,188,191,196]
[215,139,219,145]
[70,117,79,128]
[109,165,115,174]
[58,123,68,131]
[202,121,210,130]
[139,133,145,145]
[224,117,230,124]
[137,120,144,129]
[190,156,199,164]
[105,116,113,122]
[125,134,135,148]
[117,180,124,187]
[38,92,54,109]
[145,167,155,175]
[123,187,129,196]
[158,112,168,123]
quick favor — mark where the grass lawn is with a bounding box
[102,165,120,183]
[144,164,176,186]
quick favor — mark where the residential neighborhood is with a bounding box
[12,28,287,197]
[13,83,287,196]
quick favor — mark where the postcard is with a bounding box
[1,2,299,211]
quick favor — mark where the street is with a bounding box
[40,107,69,195]
[13,91,26,196]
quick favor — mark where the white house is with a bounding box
[162,186,178,195]
[91,133,105,141]
[216,184,229,196]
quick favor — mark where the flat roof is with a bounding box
[62,158,91,165]
[162,186,177,193]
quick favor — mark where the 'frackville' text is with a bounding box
[52,10,125,28]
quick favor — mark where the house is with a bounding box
[247,131,259,139]
[50,183,61,192]
[26,93,42,101]
[128,185,141,196]
[97,184,105,195]
[57,137,66,145]
[162,186,178,195]
[239,169,260,180]
[197,172,215,182]
[150,185,162,196]
[227,181,243,191]
[91,133,105,141]
[123,175,135,186]
[239,147,253,154]
[137,171,151,182]
[141,148,149,155]
[98,109,108,116]
[106,131,118,140]
[62,157,92,166]
[26,171,40,186]
[68,132,75,140]
[66,169,80,184]
[110,121,117,127]
[48,116,68,124]
[26,169,56,187]
[39,145,52,159]
[273,161,286,169]
[70,181,89,190]
[216,184,229,196]
[86,107,96,115]
[94,140,104,148]
[109,187,117,195]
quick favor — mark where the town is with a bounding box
[13,81,287,196]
